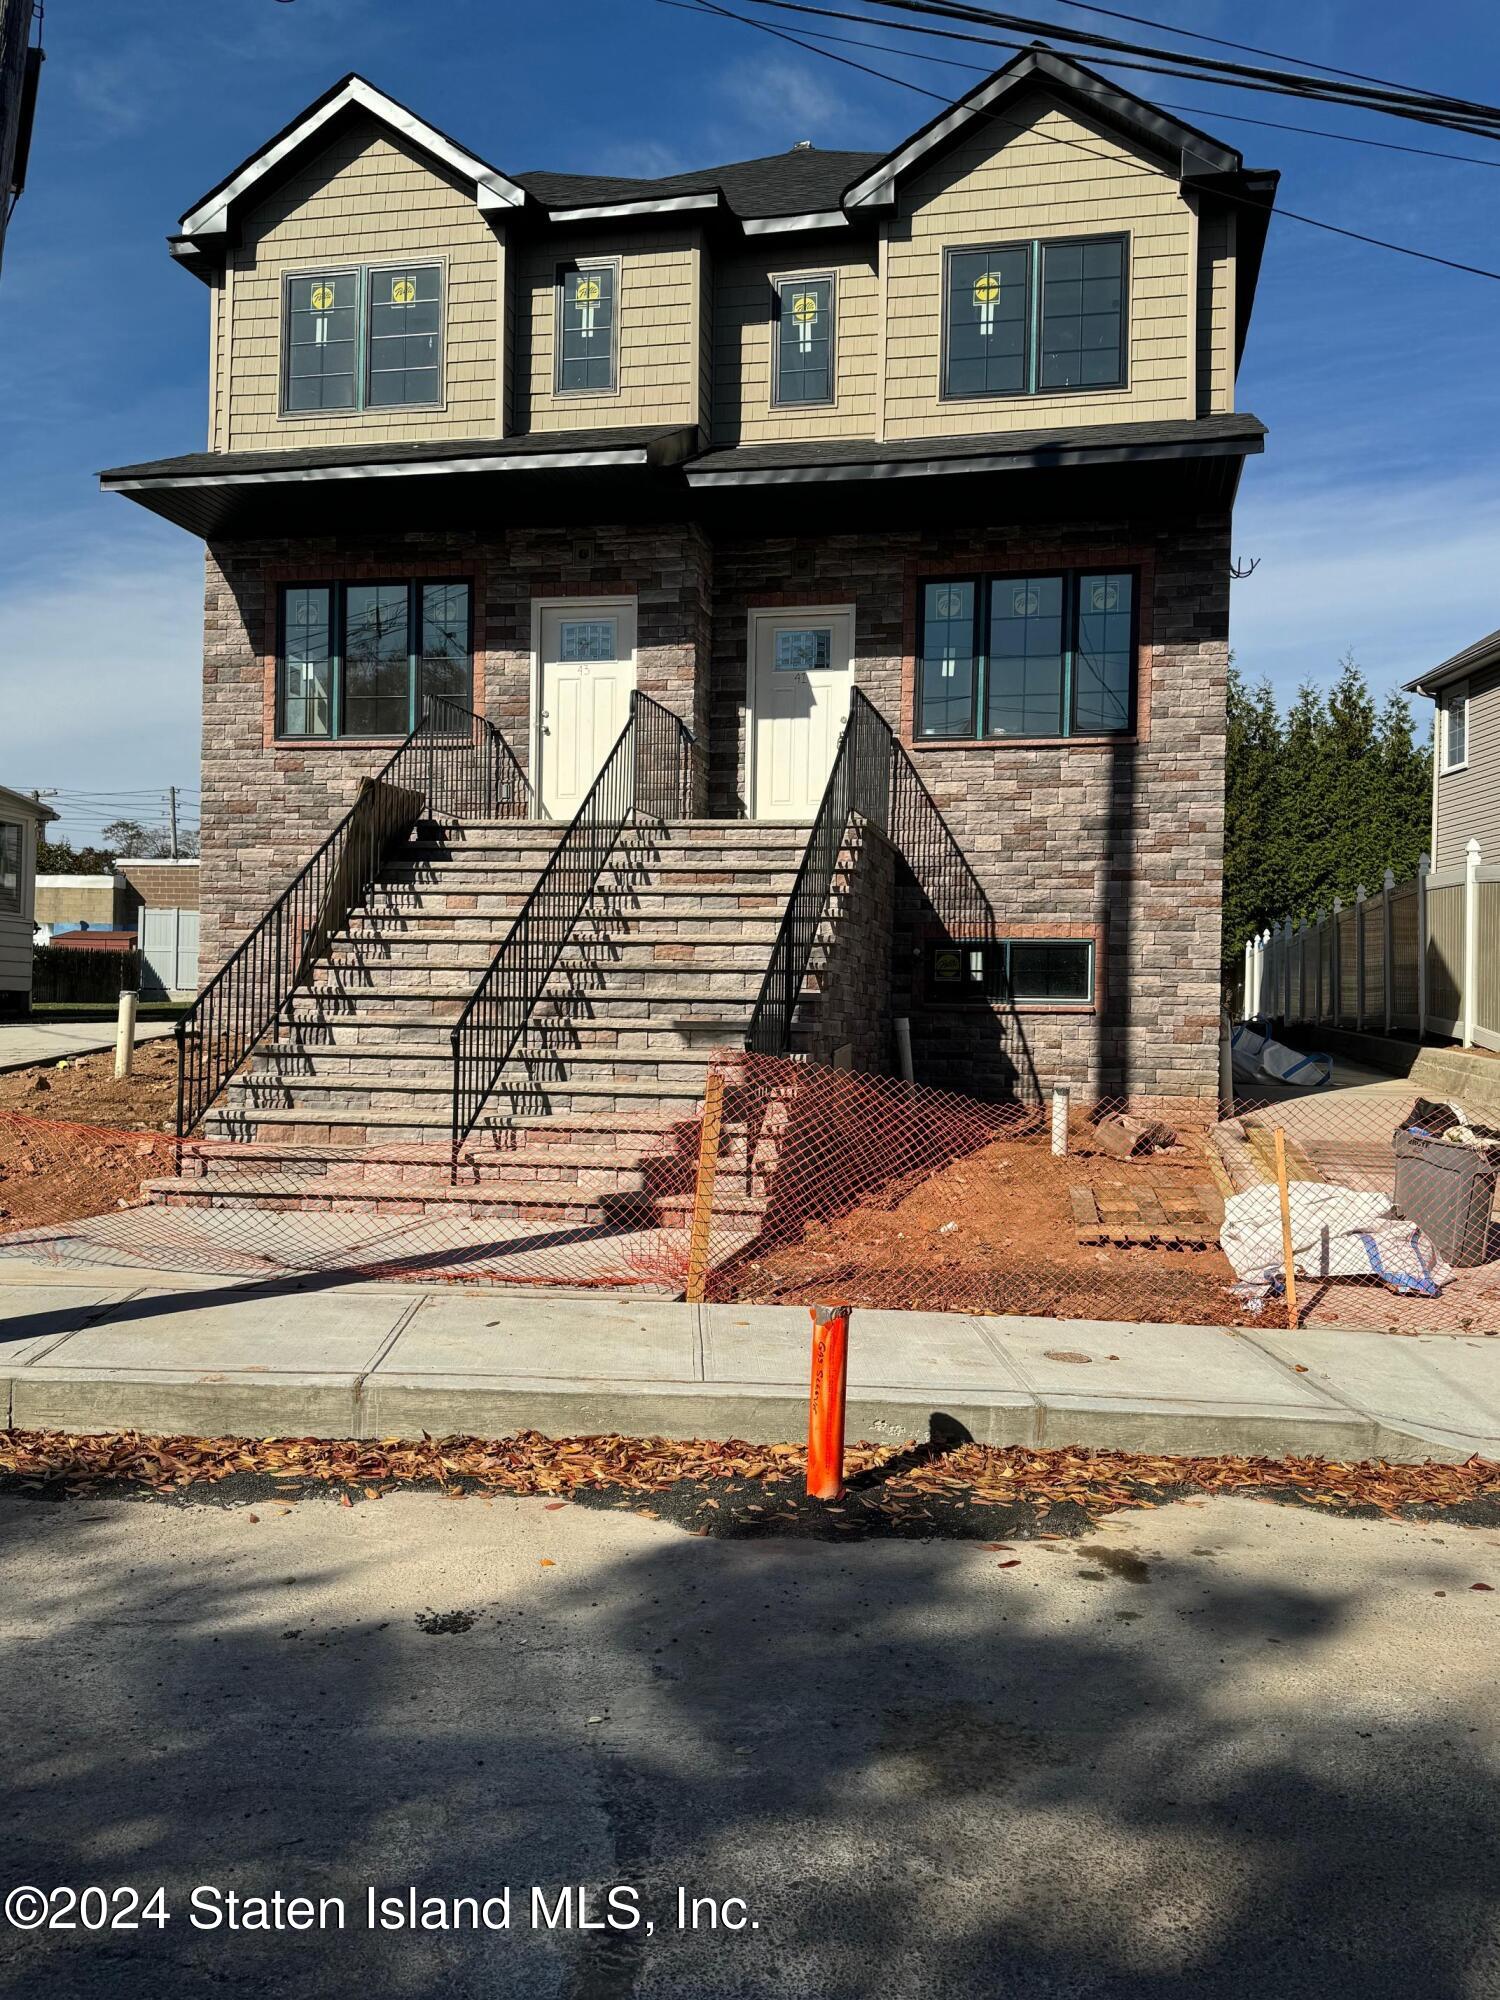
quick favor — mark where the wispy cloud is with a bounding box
[715,55,863,146]
[0,538,203,796]
[1229,470,1500,703]
[591,139,691,180]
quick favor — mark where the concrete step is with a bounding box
[249,1043,727,1085]
[226,1069,717,1121]
[148,1170,766,1227]
[357,880,802,917]
[283,988,813,1025]
[337,911,798,949]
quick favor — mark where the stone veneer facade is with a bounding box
[200,508,1229,1101]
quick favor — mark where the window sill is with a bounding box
[1439,761,1469,776]
[276,403,448,423]
[909,734,1135,751]
[926,998,1096,1016]
[272,736,408,750]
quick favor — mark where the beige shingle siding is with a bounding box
[223,117,500,451]
[515,228,699,432]
[711,247,879,443]
[882,93,1196,439]
[1434,663,1500,867]
[1195,202,1233,416]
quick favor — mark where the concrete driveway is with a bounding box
[0,1017,177,1072]
[0,1489,1496,1998]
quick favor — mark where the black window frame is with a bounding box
[940,233,1129,403]
[279,260,446,419]
[927,936,1095,1007]
[0,821,21,913]
[275,579,474,742]
[914,568,1139,743]
[771,271,837,409]
[554,257,620,398]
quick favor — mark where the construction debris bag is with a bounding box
[1230,1024,1266,1084]
[1257,1039,1333,1088]
[1220,1181,1452,1303]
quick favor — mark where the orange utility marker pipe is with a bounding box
[807,1303,850,1501]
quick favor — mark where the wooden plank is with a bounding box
[1068,1187,1102,1228]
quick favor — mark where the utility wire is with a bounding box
[669,0,1500,280]
[746,0,1500,141]
[718,5,1500,169]
[851,0,1500,134]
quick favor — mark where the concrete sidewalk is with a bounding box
[1,1258,1497,1461]
[0,1017,177,1072]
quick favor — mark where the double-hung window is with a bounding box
[943,235,1127,400]
[556,260,618,394]
[277,581,472,740]
[917,571,1136,741]
[1440,681,1469,771]
[283,263,443,415]
[773,274,834,406]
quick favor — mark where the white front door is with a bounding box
[536,600,637,820]
[749,607,855,820]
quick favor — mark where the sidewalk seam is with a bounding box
[351,1298,427,1436]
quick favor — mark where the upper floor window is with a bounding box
[277,580,472,740]
[917,570,1136,742]
[1440,681,1469,771]
[773,274,834,406]
[0,823,21,912]
[942,235,1127,401]
[556,260,618,394]
[283,263,443,415]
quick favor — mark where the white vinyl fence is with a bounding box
[1240,838,1500,1054]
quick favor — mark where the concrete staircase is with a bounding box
[153,816,819,1231]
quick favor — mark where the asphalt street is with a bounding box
[0,1487,1497,1998]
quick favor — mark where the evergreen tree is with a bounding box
[1222,656,1433,969]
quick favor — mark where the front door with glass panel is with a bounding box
[749,609,854,820]
[536,601,637,820]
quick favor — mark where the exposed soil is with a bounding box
[0,1044,177,1231]
[713,1133,1267,1327]
[0,1038,178,1128]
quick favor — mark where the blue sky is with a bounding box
[3,0,1498,845]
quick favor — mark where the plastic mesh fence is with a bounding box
[2,1057,1499,1333]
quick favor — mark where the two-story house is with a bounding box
[101,46,1276,1208]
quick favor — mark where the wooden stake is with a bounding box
[1273,1125,1299,1328]
[684,1067,725,1305]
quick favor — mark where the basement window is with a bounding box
[929,938,1094,1005]
[276,581,472,740]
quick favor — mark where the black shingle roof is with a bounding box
[515,149,882,219]
[100,425,696,485]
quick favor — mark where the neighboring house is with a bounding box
[0,785,56,1015]
[100,45,1276,1189]
[1406,627,1500,869]
[0,0,41,278]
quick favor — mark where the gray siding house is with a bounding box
[1407,628,1500,870]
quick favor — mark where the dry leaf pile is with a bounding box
[1,1429,1498,1532]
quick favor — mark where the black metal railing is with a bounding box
[746,693,998,1056]
[175,697,530,1139]
[449,690,695,1158]
[746,690,891,1057]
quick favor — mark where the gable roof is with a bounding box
[1405,627,1500,697]
[170,44,1273,268]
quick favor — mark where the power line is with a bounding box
[746,0,1500,141]
[669,0,1500,280]
[849,0,1500,136]
[711,5,1500,169]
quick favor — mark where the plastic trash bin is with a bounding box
[1392,1129,1499,1268]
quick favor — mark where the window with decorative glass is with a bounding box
[773,275,834,405]
[917,571,1136,741]
[283,264,443,414]
[276,581,472,739]
[556,261,618,393]
[929,937,1094,1005]
[943,236,1126,400]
